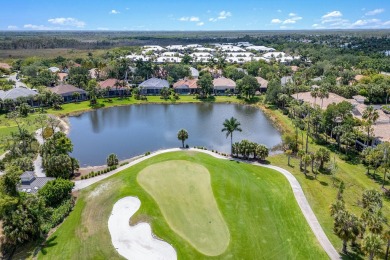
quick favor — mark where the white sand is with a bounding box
[108,196,177,260]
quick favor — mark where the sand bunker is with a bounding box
[108,197,177,260]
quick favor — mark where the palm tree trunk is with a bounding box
[342,240,347,254]
[230,134,233,155]
[182,140,184,148]
[385,239,389,260]
[383,169,388,188]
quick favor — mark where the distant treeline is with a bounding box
[0,30,390,53]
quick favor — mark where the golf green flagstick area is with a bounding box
[137,160,230,256]
[38,151,328,259]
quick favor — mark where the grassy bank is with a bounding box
[47,95,243,116]
[261,104,390,257]
[38,152,328,259]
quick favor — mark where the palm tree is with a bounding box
[285,149,293,166]
[333,210,360,254]
[363,106,379,146]
[362,233,384,260]
[318,87,329,109]
[221,117,242,155]
[177,129,188,148]
[310,89,319,106]
[383,229,390,260]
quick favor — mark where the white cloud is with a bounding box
[209,10,232,22]
[316,9,390,29]
[365,8,384,16]
[277,9,282,13]
[283,19,297,24]
[7,25,18,30]
[48,17,85,27]
[271,13,302,25]
[97,27,109,30]
[179,16,200,22]
[271,19,282,24]
[322,11,342,19]
[24,24,52,30]
[197,22,204,26]
[110,10,120,14]
[190,17,199,22]
[218,11,231,20]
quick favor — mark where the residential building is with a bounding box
[98,78,128,96]
[0,87,38,102]
[255,77,268,92]
[213,77,236,95]
[17,171,55,194]
[189,67,199,78]
[173,78,198,94]
[49,84,87,102]
[57,72,68,82]
[139,78,169,95]
[281,76,293,86]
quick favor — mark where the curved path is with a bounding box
[73,148,340,260]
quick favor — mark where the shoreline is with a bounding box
[57,99,285,173]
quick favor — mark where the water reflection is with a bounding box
[68,104,282,166]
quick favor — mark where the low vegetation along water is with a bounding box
[68,103,282,166]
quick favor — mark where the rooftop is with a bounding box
[98,78,126,89]
[255,77,268,88]
[292,91,348,109]
[0,87,38,100]
[139,78,169,88]
[50,84,86,96]
[173,78,198,89]
[213,77,236,89]
[17,172,55,194]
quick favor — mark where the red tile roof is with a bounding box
[173,78,198,89]
[98,79,126,89]
[0,63,11,70]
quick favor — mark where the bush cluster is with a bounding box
[81,165,118,180]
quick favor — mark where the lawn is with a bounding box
[138,160,230,256]
[38,151,328,259]
[46,96,243,116]
[263,105,390,257]
[0,113,42,154]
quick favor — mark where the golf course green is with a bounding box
[138,160,230,256]
[38,151,328,259]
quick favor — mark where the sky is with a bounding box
[1,0,390,31]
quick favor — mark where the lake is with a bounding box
[68,103,282,166]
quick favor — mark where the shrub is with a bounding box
[106,153,119,166]
[185,144,189,148]
[145,151,151,156]
[38,179,74,207]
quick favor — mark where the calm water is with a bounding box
[68,103,282,166]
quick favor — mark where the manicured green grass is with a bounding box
[47,96,242,116]
[138,160,230,256]
[38,151,328,259]
[264,105,390,256]
[0,113,42,154]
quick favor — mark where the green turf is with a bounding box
[38,151,328,259]
[46,96,242,116]
[263,105,390,257]
[137,160,230,256]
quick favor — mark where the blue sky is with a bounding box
[1,0,390,30]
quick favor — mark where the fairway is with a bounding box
[137,160,230,256]
[38,151,328,259]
